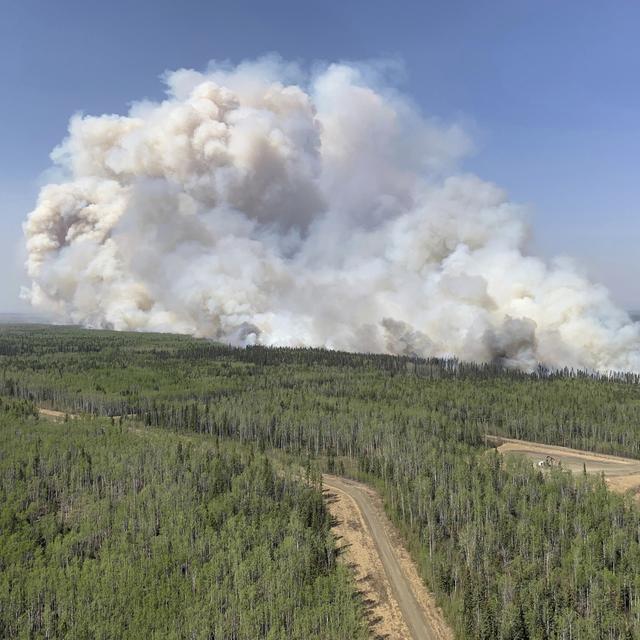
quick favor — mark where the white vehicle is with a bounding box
[538,455,556,468]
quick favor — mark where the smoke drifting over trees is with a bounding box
[23,57,640,371]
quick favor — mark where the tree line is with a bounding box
[3,325,640,637]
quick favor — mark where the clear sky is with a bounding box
[1,0,638,312]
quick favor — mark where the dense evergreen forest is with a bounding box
[0,396,367,639]
[2,324,640,638]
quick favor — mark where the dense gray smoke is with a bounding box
[23,58,640,371]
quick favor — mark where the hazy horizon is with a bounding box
[3,1,640,373]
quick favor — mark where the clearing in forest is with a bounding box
[487,435,640,495]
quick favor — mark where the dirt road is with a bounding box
[487,435,640,495]
[38,406,451,637]
[323,474,452,640]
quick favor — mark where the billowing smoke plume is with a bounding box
[23,58,640,371]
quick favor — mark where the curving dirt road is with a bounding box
[323,474,452,640]
[37,407,451,637]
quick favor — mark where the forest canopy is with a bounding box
[2,324,640,638]
[0,402,367,639]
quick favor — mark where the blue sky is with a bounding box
[1,0,638,311]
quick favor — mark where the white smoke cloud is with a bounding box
[22,57,640,372]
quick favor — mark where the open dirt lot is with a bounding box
[38,408,76,421]
[487,435,640,495]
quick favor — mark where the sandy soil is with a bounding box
[323,474,453,640]
[487,435,640,495]
[38,408,77,421]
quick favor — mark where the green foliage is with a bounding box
[0,414,367,639]
[3,324,640,638]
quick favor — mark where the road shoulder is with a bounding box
[324,474,453,640]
